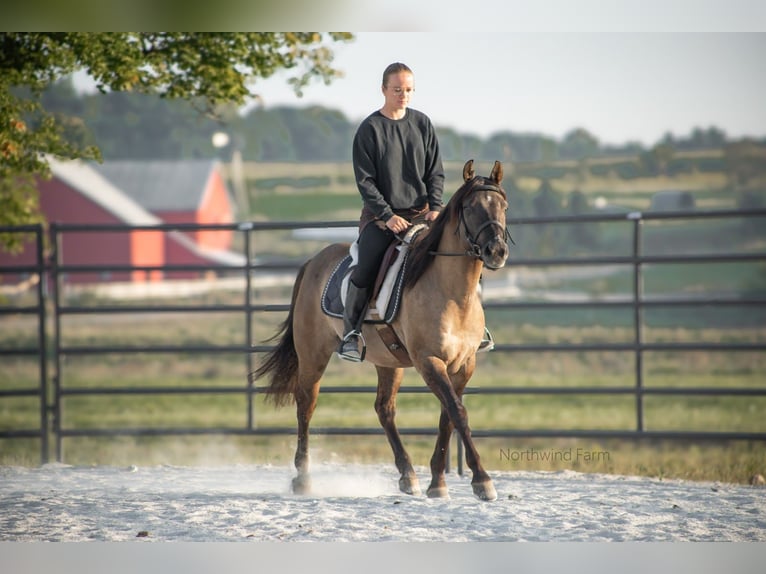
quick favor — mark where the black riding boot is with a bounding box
[337,281,371,362]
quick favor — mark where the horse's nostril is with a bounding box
[485,239,507,257]
[482,240,509,269]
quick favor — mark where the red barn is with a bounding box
[93,160,236,252]
[0,157,243,286]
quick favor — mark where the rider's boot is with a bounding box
[337,280,371,362]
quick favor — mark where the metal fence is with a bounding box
[1,208,765,467]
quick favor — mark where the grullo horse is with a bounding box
[253,160,510,501]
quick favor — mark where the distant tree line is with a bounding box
[41,78,766,168]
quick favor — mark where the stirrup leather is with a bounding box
[337,329,366,362]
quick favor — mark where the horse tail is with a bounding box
[250,260,308,407]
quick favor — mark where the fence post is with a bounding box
[49,224,64,462]
[629,212,645,434]
[34,225,50,464]
[242,223,255,431]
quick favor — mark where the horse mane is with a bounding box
[404,176,489,289]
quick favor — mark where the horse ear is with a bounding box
[490,160,503,184]
[463,159,475,182]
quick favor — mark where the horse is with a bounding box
[252,159,510,501]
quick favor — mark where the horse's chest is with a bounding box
[439,316,482,357]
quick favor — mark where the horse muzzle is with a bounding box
[481,235,509,270]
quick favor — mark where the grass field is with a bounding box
[240,160,760,222]
[1,304,764,483]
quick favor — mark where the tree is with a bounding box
[725,139,766,187]
[566,189,598,249]
[559,127,600,160]
[0,32,353,249]
[640,143,675,177]
[532,179,561,218]
[531,179,562,256]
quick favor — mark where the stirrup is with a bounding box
[337,330,366,362]
[477,327,495,353]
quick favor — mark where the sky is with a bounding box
[248,32,766,146]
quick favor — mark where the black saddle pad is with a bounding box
[321,255,353,319]
[321,253,409,325]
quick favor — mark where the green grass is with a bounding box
[3,311,765,479]
[250,190,361,221]
[2,309,764,483]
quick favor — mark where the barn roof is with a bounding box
[92,160,223,211]
[167,230,246,266]
[48,156,161,225]
[47,157,244,267]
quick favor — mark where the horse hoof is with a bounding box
[472,480,497,501]
[426,485,450,499]
[399,475,421,496]
[292,475,312,495]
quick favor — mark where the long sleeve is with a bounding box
[352,122,395,221]
[352,109,445,221]
[422,118,445,212]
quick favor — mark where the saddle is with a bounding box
[321,225,426,362]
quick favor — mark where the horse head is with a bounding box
[458,160,510,270]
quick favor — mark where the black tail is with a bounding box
[250,262,308,407]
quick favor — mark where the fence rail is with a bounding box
[1,208,765,467]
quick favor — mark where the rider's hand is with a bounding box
[385,215,411,234]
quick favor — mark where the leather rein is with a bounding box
[428,180,513,269]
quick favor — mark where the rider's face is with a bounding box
[382,71,414,114]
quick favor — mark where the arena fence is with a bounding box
[1,208,765,469]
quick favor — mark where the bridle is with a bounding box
[428,179,513,269]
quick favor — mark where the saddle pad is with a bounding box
[321,249,409,325]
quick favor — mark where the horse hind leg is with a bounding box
[375,366,420,495]
[292,378,320,495]
[289,259,339,494]
[292,344,334,494]
[290,336,335,494]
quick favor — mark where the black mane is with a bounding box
[404,176,502,288]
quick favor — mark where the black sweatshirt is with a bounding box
[352,108,445,222]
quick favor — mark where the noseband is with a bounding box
[428,179,513,268]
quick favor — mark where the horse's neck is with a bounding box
[431,220,483,302]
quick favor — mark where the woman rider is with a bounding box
[338,62,492,361]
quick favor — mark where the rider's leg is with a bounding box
[337,222,394,362]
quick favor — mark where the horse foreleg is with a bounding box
[426,407,453,498]
[293,382,319,495]
[420,357,497,501]
[375,366,420,495]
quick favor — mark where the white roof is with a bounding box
[46,156,245,267]
[47,155,161,226]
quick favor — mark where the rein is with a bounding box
[428,180,513,267]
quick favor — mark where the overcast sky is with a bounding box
[249,32,766,146]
